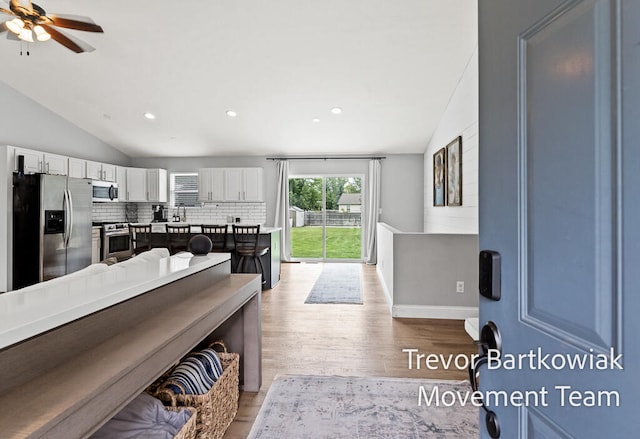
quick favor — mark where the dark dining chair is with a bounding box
[129,224,152,256]
[200,225,229,252]
[166,224,192,254]
[232,225,269,284]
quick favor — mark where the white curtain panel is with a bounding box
[364,159,381,264]
[274,160,291,262]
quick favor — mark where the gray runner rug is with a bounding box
[248,375,479,438]
[304,263,363,304]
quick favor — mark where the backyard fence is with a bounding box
[303,211,362,227]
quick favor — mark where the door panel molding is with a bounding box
[521,406,573,439]
[516,0,621,354]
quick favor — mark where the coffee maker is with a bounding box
[152,205,167,222]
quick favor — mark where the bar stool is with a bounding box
[200,225,229,252]
[232,225,269,284]
[166,224,191,254]
[129,224,151,256]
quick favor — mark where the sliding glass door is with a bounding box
[289,176,362,261]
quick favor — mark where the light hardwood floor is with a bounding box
[224,262,477,438]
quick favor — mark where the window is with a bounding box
[170,173,199,207]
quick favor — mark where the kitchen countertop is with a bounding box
[0,252,230,349]
[133,223,282,234]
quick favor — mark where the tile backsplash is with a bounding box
[93,202,267,225]
[92,203,128,223]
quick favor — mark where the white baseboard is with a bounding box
[375,266,393,311]
[391,305,478,320]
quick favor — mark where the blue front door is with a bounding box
[478,0,639,437]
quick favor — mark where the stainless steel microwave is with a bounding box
[91,180,118,202]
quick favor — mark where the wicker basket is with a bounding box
[168,406,198,439]
[153,341,240,439]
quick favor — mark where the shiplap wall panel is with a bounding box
[423,48,479,235]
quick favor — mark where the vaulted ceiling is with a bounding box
[0,0,477,158]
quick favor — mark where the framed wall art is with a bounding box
[446,136,462,206]
[433,147,446,206]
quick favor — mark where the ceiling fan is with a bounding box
[0,0,103,53]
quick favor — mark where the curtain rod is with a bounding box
[266,156,386,161]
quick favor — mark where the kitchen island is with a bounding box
[135,224,282,289]
[0,250,262,438]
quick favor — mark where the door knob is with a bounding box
[469,321,502,438]
[477,320,502,355]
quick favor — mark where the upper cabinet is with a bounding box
[198,167,264,202]
[240,167,263,202]
[86,161,117,182]
[42,153,68,175]
[124,167,146,202]
[198,168,224,202]
[147,169,168,202]
[68,158,87,179]
[13,147,68,176]
[123,167,167,202]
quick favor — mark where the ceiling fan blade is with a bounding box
[40,24,95,53]
[47,14,103,33]
[10,0,32,14]
[0,6,16,16]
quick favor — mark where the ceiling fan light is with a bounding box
[18,28,34,43]
[6,18,25,35]
[34,25,51,42]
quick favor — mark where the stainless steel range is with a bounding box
[102,223,132,261]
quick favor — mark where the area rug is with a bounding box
[247,375,479,438]
[304,264,363,304]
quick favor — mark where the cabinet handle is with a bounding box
[38,161,43,173]
[46,162,50,173]
[127,191,130,200]
[243,191,246,200]
[147,191,149,200]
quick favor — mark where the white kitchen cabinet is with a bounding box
[13,147,67,175]
[198,168,224,202]
[86,161,117,182]
[42,153,68,175]
[91,227,101,263]
[146,169,167,202]
[102,164,117,182]
[224,168,243,201]
[68,158,87,178]
[13,147,41,174]
[224,168,263,202]
[115,166,126,187]
[86,161,102,180]
[125,167,147,201]
[242,167,263,201]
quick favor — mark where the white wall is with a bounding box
[377,223,478,319]
[423,48,479,234]
[0,81,130,292]
[132,154,424,233]
[0,80,129,165]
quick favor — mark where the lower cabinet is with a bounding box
[92,227,101,263]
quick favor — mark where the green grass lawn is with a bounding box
[291,226,362,259]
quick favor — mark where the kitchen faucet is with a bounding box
[179,204,187,222]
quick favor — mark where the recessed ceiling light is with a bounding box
[331,107,342,115]
[144,112,156,120]
[312,118,320,123]
[226,110,237,118]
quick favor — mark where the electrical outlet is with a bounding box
[456,281,465,293]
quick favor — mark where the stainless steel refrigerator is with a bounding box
[12,173,93,290]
